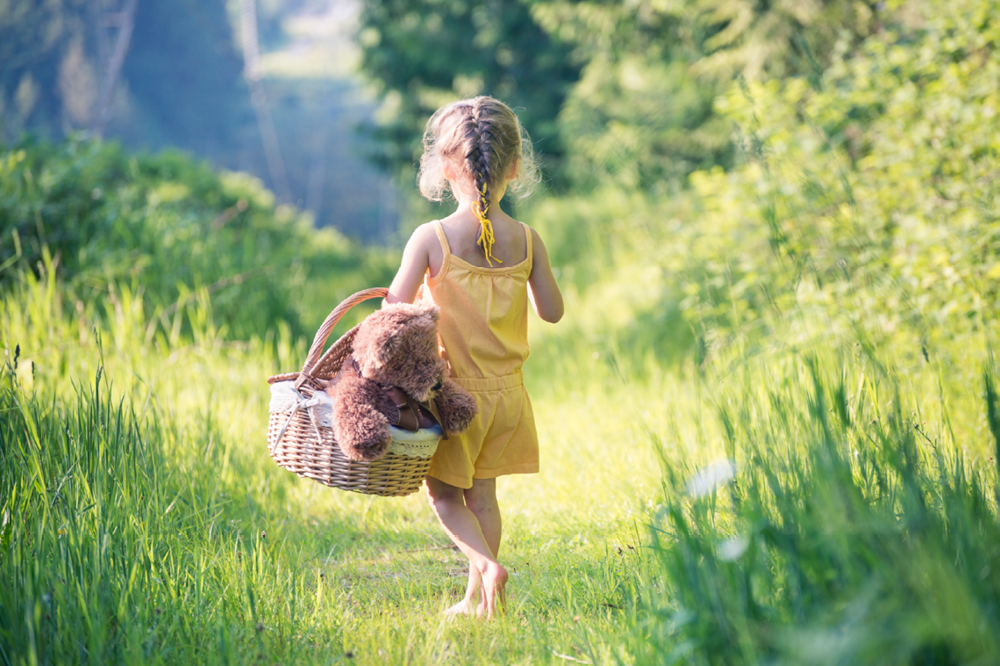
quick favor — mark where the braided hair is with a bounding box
[418,96,538,265]
[465,99,500,263]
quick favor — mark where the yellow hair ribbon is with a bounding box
[472,176,501,266]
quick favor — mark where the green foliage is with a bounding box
[687,0,878,82]
[516,2,1000,661]
[0,250,651,665]
[530,0,1000,373]
[530,0,732,189]
[5,1,1000,663]
[0,137,394,340]
[529,0,875,190]
[633,355,1000,665]
[692,0,1000,351]
[353,0,876,191]
[355,0,581,184]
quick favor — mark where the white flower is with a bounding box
[685,459,737,497]
[716,535,750,561]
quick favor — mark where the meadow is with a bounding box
[0,232,668,665]
[4,2,1000,663]
[0,141,663,665]
[3,160,1000,665]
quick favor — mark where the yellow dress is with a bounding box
[419,220,538,488]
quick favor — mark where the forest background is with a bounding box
[4,0,1000,664]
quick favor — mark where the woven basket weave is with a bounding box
[266,287,438,497]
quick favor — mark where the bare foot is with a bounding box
[480,561,509,619]
[443,598,483,617]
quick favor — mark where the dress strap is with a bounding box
[432,220,451,256]
[427,220,452,284]
[521,222,533,272]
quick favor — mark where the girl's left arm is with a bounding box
[527,228,564,323]
[386,224,434,304]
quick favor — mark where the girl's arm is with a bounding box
[386,224,435,304]
[527,228,564,323]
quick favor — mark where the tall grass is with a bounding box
[521,144,1000,662]
[0,138,396,342]
[6,243,1000,664]
[0,262,657,665]
[6,39,1000,659]
[628,348,999,664]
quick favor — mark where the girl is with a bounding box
[386,96,563,618]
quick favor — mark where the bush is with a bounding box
[0,137,394,340]
[529,0,1000,376]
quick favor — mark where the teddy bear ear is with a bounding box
[372,320,405,367]
[354,310,398,370]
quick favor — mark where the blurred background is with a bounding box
[3,0,996,361]
[0,0,400,241]
[0,0,878,242]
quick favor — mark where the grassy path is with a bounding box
[7,269,1000,664]
[1,273,666,665]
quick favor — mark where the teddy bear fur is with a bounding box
[327,301,478,462]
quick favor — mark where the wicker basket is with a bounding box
[265,287,440,497]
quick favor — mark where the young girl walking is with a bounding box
[386,96,563,618]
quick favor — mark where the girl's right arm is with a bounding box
[386,224,436,304]
[527,228,564,323]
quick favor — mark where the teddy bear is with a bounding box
[326,301,478,462]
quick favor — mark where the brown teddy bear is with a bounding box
[326,301,478,462]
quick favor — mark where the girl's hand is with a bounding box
[527,228,564,323]
[386,224,437,304]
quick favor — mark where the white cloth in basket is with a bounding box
[386,424,442,458]
[269,380,442,458]
[269,380,335,427]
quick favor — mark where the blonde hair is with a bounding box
[417,97,538,263]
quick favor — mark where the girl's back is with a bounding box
[420,216,534,379]
[387,95,562,325]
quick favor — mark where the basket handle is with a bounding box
[296,287,389,389]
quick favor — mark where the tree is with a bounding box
[0,0,246,162]
[0,0,92,140]
[523,0,880,190]
[355,0,581,186]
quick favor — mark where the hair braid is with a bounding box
[466,100,501,265]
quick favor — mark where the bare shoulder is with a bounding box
[412,221,446,277]
[405,221,445,264]
[387,222,442,304]
[408,221,440,249]
[525,223,542,243]
[523,224,550,259]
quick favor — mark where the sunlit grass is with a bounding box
[6,207,1000,665]
[1,264,658,665]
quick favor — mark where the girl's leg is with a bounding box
[426,476,508,618]
[458,478,503,613]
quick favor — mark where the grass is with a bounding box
[0,265,657,665]
[4,132,1000,662]
[6,253,999,665]
[635,349,1000,665]
[6,4,1000,657]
